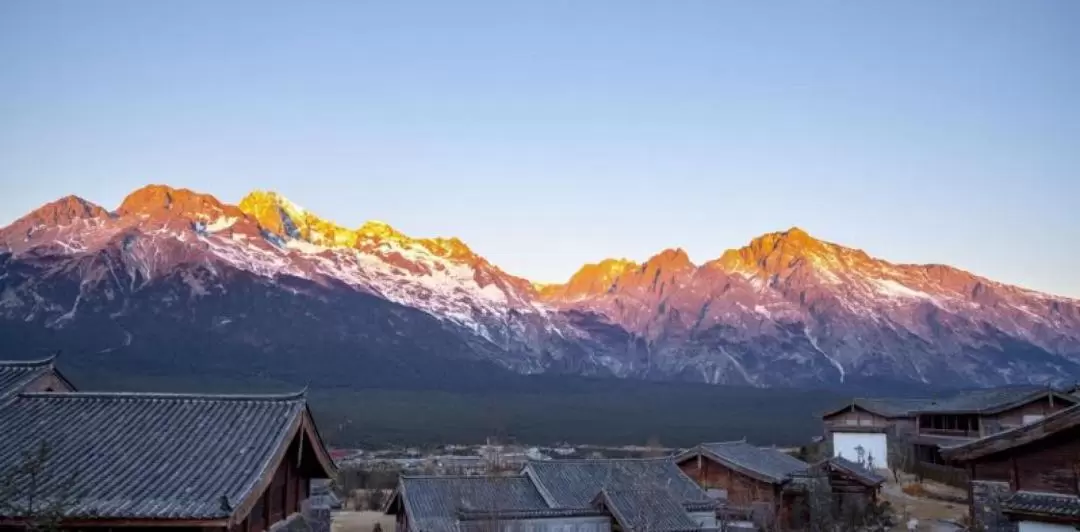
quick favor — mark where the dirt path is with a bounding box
[881,480,967,531]
[332,511,396,532]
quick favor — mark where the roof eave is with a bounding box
[942,404,1080,462]
[229,406,309,526]
[0,517,230,528]
[698,448,785,485]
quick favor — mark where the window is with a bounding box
[1022,414,1044,424]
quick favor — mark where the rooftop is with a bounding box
[524,457,711,509]
[395,475,549,532]
[1001,491,1080,520]
[0,356,65,400]
[390,458,715,532]
[942,403,1080,461]
[825,386,1076,418]
[821,456,886,486]
[681,441,809,485]
[595,489,700,532]
[0,390,331,521]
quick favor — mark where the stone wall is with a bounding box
[971,480,1016,532]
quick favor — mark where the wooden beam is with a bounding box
[1009,456,1019,491]
[943,405,1080,461]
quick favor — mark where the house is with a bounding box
[0,356,76,400]
[941,404,1080,532]
[674,441,883,528]
[0,390,337,532]
[796,456,887,511]
[822,387,1077,474]
[384,458,722,532]
[821,397,927,470]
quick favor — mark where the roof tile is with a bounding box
[525,458,710,509]
[0,391,309,520]
[697,442,808,484]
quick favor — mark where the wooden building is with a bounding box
[0,356,76,400]
[942,404,1080,532]
[0,390,336,532]
[675,442,884,530]
[385,458,723,532]
[822,387,1077,477]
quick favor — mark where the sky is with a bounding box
[1,1,1078,296]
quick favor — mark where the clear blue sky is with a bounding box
[1,1,1078,296]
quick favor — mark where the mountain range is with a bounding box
[2,184,1079,392]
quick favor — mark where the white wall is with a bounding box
[832,432,888,470]
[1019,521,1077,532]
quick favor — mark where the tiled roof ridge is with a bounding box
[601,486,676,494]
[0,355,56,367]
[400,474,529,480]
[18,390,307,402]
[1010,490,1080,499]
[527,456,675,463]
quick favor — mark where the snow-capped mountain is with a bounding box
[2,185,1078,390]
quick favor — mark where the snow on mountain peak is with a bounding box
[4,185,1080,389]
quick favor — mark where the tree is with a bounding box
[787,468,894,532]
[887,438,915,483]
[0,440,83,532]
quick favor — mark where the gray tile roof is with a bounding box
[1001,491,1080,519]
[825,457,886,486]
[942,404,1080,461]
[914,387,1062,414]
[695,442,809,484]
[0,391,314,521]
[596,489,700,532]
[0,357,56,400]
[398,476,549,532]
[828,387,1073,419]
[525,458,710,509]
[852,397,937,417]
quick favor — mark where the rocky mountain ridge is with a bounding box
[2,184,1078,389]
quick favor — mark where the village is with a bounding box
[2,356,1080,532]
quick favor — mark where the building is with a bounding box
[0,389,337,532]
[942,404,1080,532]
[674,441,883,528]
[0,356,76,399]
[384,457,722,532]
[822,387,1077,475]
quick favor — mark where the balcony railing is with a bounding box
[919,428,979,438]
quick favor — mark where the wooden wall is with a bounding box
[823,408,890,432]
[230,435,313,532]
[678,456,777,507]
[970,425,1080,496]
[23,371,74,393]
[987,397,1073,435]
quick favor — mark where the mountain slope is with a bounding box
[1,185,1078,390]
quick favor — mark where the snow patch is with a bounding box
[873,278,932,300]
[205,216,238,232]
[285,239,327,255]
[805,325,845,383]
